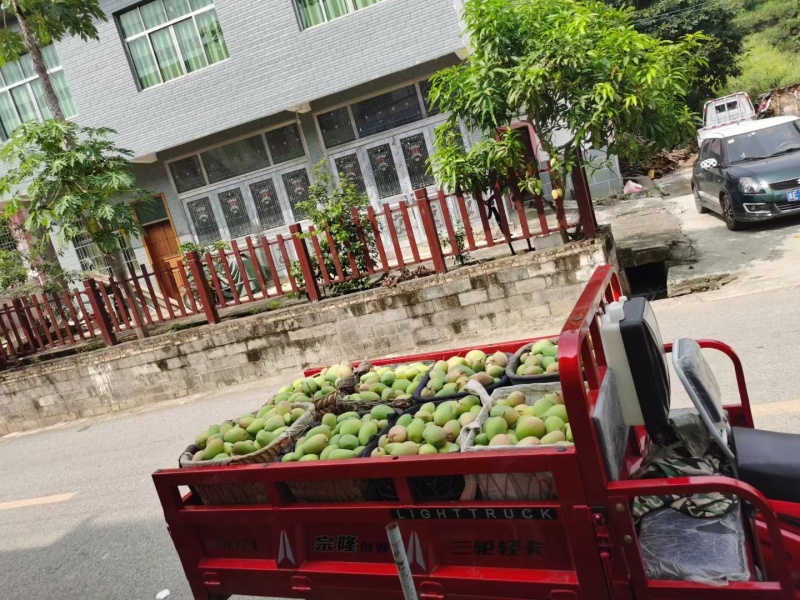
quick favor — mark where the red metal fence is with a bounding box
[0,182,593,361]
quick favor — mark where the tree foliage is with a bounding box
[293,162,377,295]
[606,0,744,110]
[0,120,151,272]
[429,0,705,192]
[0,0,105,65]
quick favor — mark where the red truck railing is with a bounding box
[153,265,798,599]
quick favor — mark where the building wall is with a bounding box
[55,0,465,158]
[0,232,617,436]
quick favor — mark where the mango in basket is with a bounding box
[474,389,570,447]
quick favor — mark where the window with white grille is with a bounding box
[186,197,221,244]
[282,169,311,221]
[119,0,229,91]
[249,179,285,231]
[167,123,307,194]
[0,220,18,252]
[0,46,76,140]
[73,233,139,276]
[316,80,438,149]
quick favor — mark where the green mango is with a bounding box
[371,405,395,421]
[338,434,360,451]
[329,449,356,460]
[195,431,210,450]
[543,404,569,423]
[232,441,257,456]
[202,438,225,460]
[245,418,266,435]
[303,434,329,456]
[359,422,379,445]
[396,414,413,428]
[263,416,286,432]
[322,413,338,428]
[337,411,360,423]
[320,444,339,460]
[540,430,567,445]
[339,420,362,437]
[223,426,248,443]
[531,340,555,355]
[256,430,277,447]
[391,378,410,391]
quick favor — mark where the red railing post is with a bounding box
[11,297,35,353]
[185,251,220,325]
[414,189,448,274]
[572,145,598,239]
[83,279,118,347]
[289,223,321,303]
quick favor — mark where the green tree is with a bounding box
[294,162,376,295]
[429,0,705,209]
[0,0,106,287]
[0,0,105,120]
[0,120,152,335]
[606,0,744,110]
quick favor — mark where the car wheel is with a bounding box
[722,194,743,231]
[692,185,707,214]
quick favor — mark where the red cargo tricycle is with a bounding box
[153,265,800,599]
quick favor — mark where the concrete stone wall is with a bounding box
[0,234,616,436]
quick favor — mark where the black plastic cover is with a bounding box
[619,297,674,444]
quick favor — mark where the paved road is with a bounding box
[2,201,800,599]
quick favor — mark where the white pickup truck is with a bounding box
[697,92,757,143]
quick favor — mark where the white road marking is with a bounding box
[0,493,74,511]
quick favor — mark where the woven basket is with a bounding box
[178,402,315,505]
[313,390,340,420]
[335,395,416,414]
[335,359,373,395]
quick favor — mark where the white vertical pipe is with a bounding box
[386,522,419,600]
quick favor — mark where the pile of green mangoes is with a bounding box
[516,340,559,377]
[418,350,508,399]
[370,397,480,457]
[472,390,572,447]
[192,400,308,461]
[341,362,430,403]
[272,365,353,404]
[282,405,397,462]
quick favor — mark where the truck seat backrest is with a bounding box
[592,369,628,481]
[672,338,734,462]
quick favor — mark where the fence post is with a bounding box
[83,279,118,347]
[414,189,448,274]
[572,145,598,239]
[11,297,35,353]
[289,223,321,303]
[185,251,220,325]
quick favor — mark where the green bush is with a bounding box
[725,36,800,98]
[0,250,27,290]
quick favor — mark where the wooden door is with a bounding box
[143,219,182,300]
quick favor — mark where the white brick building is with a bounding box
[0,0,621,279]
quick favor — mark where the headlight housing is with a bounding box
[739,177,766,195]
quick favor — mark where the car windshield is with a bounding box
[727,121,800,163]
